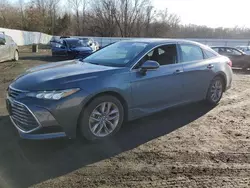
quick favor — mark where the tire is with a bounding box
[13,50,19,61]
[206,76,224,105]
[79,95,124,141]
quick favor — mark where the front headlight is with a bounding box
[27,88,80,100]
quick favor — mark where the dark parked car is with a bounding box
[236,46,250,55]
[211,46,250,70]
[6,39,232,141]
[0,33,19,63]
[51,38,93,59]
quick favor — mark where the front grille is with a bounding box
[8,87,23,99]
[11,101,40,132]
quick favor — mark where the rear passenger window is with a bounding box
[180,44,204,62]
[203,49,217,59]
[212,48,219,53]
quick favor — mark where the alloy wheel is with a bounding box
[210,79,223,102]
[89,102,120,137]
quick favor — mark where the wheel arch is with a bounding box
[12,49,19,61]
[215,72,227,91]
[84,91,128,119]
[76,90,129,135]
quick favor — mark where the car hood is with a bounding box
[71,46,92,52]
[10,60,120,91]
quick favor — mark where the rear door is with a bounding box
[178,43,216,102]
[5,36,14,60]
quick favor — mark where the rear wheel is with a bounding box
[206,76,224,105]
[13,50,19,61]
[79,95,124,141]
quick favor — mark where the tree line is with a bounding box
[1,0,250,39]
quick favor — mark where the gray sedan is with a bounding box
[0,34,19,63]
[6,39,233,141]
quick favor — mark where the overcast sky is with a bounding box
[10,0,250,28]
[154,0,249,28]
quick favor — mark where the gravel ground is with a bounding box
[0,50,249,188]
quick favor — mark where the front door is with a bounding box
[51,40,68,56]
[130,44,184,118]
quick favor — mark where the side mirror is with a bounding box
[139,60,160,75]
[60,46,66,49]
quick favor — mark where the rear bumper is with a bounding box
[224,66,233,91]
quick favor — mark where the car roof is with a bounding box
[118,38,209,48]
[211,46,237,49]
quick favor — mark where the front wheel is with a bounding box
[206,76,224,105]
[79,95,124,141]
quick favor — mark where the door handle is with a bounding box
[207,64,214,69]
[174,69,183,74]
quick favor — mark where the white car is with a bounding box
[0,33,19,63]
[78,38,99,52]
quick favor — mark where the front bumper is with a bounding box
[7,98,67,139]
[6,88,89,140]
[18,130,66,140]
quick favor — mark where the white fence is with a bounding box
[0,27,52,46]
[82,37,250,47]
[2,27,250,47]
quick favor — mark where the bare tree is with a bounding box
[88,0,117,36]
[18,0,26,29]
[150,8,180,37]
[113,0,152,37]
[81,0,88,34]
[0,0,10,27]
[3,0,250,39]
[68,0,87,35]
[47,0,61,35]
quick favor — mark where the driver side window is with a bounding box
[135,44,178,68]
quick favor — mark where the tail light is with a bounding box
[227,60,232,67]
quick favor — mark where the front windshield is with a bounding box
[84,42,148,67]
[67,40,89,48]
